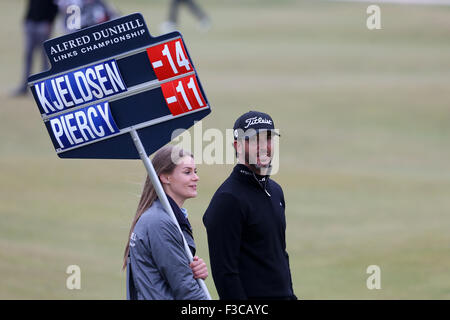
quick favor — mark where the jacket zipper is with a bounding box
[252,172,271,197]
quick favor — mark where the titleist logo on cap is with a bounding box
[244,116,273,129]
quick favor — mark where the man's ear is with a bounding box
[233,140,241,158]
[234,140,246,163]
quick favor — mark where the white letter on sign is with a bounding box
[50,118,65,148]
[74,71,93,101]
[105,61,126,92]
[74,110,96,141]
[87,107,105,137]
[35,82,55,114]
[97,103,117,133]
[65,113,83,144]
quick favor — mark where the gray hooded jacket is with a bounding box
[126,199,207,300]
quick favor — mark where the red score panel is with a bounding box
[161,75,206,116]
[146,38,192,81]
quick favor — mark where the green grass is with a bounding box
[0,0,449,299]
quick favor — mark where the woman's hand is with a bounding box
[189,256,208,280]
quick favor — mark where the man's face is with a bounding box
[236,131,274,171]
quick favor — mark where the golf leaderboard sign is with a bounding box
[28,13,210,159]
[28,13,212,299]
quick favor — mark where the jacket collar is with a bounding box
[233,164,272,197]
[155,196,195,256]
[166,195,192,232]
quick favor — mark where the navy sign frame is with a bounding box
[28,13,211,159]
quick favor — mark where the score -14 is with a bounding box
[147,38,206,115]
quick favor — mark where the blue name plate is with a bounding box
[48,101,120,152]
[34,59,127,116]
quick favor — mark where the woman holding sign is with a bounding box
[123,145,209,300]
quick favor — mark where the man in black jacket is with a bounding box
[203,111,296,300]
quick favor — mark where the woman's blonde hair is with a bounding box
[122,145,193,270]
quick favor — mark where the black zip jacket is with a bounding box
[203,164,296,300]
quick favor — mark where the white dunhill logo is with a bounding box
[244,117,272,129]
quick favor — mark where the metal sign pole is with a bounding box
[130,128,212,300]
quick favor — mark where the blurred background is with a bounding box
[0,0,449,299]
